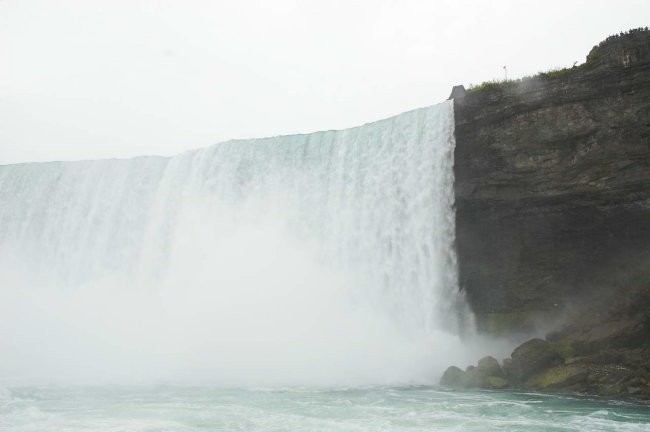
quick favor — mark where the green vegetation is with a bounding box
[538,67,575,80]
[467,78,522,93]
[467,63,584,92]
[467,27,648,94]
[595,26,648,49]
[525,365,587,389]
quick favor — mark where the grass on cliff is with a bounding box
[467,61,587,93]
[467,78,521,92]
[467,26,648,93]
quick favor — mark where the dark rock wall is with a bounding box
[452,31,650,330]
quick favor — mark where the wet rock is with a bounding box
[524,365,588,390]
[461,366,485,388]
[440,358,510,389]
[574,319,646,354]
[440,366,465,388]
[509,338,563,383]
[485,376,508,389]
[440,29,650,399]
[477,356,503,377]
[501,357,512,376]
[628,386,642,395]
[549,342,576,361]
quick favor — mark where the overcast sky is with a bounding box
[1,0,648,164]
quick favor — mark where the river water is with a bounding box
[1,386,649,432]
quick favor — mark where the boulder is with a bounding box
[502,357,512,376]
[485,376,509,389]
[462,366,485,388]
[440,366,465,388]
[509,338,563,383]
[440,359,509,389]
[477,355,503,377]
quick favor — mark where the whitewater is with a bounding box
[0,100,480,387]
[2,100,648,431]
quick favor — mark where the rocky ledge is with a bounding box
[441,281,650,398]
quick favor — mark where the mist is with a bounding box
[0,103,518,387]
[0,224,483,387]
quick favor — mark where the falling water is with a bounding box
[0,100,474,386]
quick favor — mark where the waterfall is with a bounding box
[0,100,473,386]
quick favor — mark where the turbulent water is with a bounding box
[0,100,489,387]
[1,386,649,432]
[1,100,649,430]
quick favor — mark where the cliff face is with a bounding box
[452,30,650,332]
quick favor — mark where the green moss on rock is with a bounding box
[510,339,564,382]
[549,341,576,360]
[440,366,465,388]
[525,365,588,389]
[477,356,502,377]
[485,376,509,389]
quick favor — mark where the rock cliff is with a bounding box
[452,29,650,334]
[441,281,650,398]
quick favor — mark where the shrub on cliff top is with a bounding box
[467,78,521,93]
[595,27,649,49]
[467,28,648,93]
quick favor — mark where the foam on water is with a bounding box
[1,386,648,432]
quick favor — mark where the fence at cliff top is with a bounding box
[0,100,475,386]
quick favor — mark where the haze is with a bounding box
[1,0,648,164]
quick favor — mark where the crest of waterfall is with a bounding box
[0,100,474,386]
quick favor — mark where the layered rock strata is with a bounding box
[443,29,650,398]
[452,29,650,334]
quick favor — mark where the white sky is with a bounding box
[1,0,648,164]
